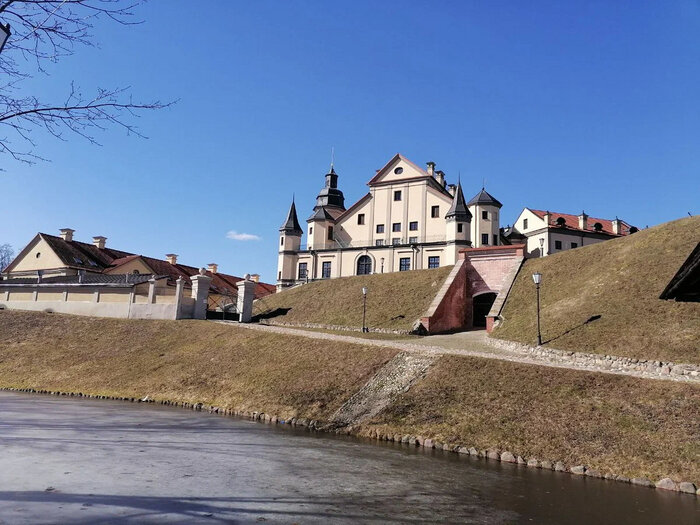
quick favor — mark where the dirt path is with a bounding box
[220,322,700,384]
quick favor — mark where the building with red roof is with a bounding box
[504,208,637,257]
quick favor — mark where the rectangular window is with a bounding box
[392,237,401,245]
[428,256,440,269]
[376,224,385,234]
[409,236,418,244]
[399,257,411,271]
[278,271,281,280]
[493,234,498,246]
[375,239,385,246]
[394,190,402,201]
[481,233,489,245]
[298,263,307,279]
[523,218,528,230]
[457,223,463,233]
[358,214,365,225]
[409,221,418,231]
[571,242,578,249]
[322,261,331,278]
[431,205,439,218]
[482,210,489,220]
[280,237,284,246]
[309,227,313,234]
[392,223,401,232]
[327,226,334,240]
[555,240,562,250]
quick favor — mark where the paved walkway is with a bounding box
[220,322,700,384]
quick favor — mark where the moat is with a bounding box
[0,392,696,524]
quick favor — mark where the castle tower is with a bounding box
[277,199,303,289]
[307,165,346,251]
[468,188,503,248]
[444,182,472,264]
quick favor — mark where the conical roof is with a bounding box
[445,183,472,221]
[280,200,303,234]
[467,188,502,208]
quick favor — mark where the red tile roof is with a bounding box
[529,210,634,236]
[26,233,275,300]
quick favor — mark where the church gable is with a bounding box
[367,154,431,186]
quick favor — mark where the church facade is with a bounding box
[277,153,503,289]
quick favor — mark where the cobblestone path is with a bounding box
[217,322,699,383]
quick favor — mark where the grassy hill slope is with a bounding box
[0,310,698,483]
[254,266,453,331]
[0,310,398,420]
[493,216,700,364]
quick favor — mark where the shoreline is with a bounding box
[3,385,697,498]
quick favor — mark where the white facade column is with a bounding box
[174,276,185,320]
[236,276,256,323]
[190,270,212,320]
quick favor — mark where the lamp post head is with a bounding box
[539,238,544,248]
[362,286,368,295]
[532,272,542,285]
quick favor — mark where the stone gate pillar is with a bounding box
[190,269,212,320]
[236,275,256,323]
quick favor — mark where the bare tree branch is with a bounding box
[0,1,173,165]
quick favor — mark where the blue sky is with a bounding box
[3,1,699,282]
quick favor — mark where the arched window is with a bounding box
[357,255,372,275]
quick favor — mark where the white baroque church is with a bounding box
[277,153,503,289]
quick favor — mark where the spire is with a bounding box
[315,163,345,210]
[445,182,472,221]
[280,199,303,234]
[467,188,503,208]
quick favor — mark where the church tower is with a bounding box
[277,199,303,289]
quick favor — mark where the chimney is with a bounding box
[435,170,446,188]
[165,254,178,265]
[611,218,621,235]
[426,161,435,177]
[543,211,551,227]
[250,273,260,283]
[207,263,218,274]
[93,236,107,249]
[59,228,75,242]
[447,184,457,197]
[578,211,588,231]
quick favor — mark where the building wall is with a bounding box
[104,258,153,276]
[470,204,501,248]
[9,237,67,273]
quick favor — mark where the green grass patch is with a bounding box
[493,216,700,364]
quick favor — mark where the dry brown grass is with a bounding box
[493,216,700,364]
[369,355,700,483]
[253,266,453,331]
[0,310,397,420]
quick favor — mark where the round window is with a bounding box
[394,167,403,174]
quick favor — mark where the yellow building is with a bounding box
[277,153,503,288]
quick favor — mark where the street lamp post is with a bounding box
[361,286,368,332]
[380,258,384,274]
[532,272,542,345]
[0,23,10,54]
